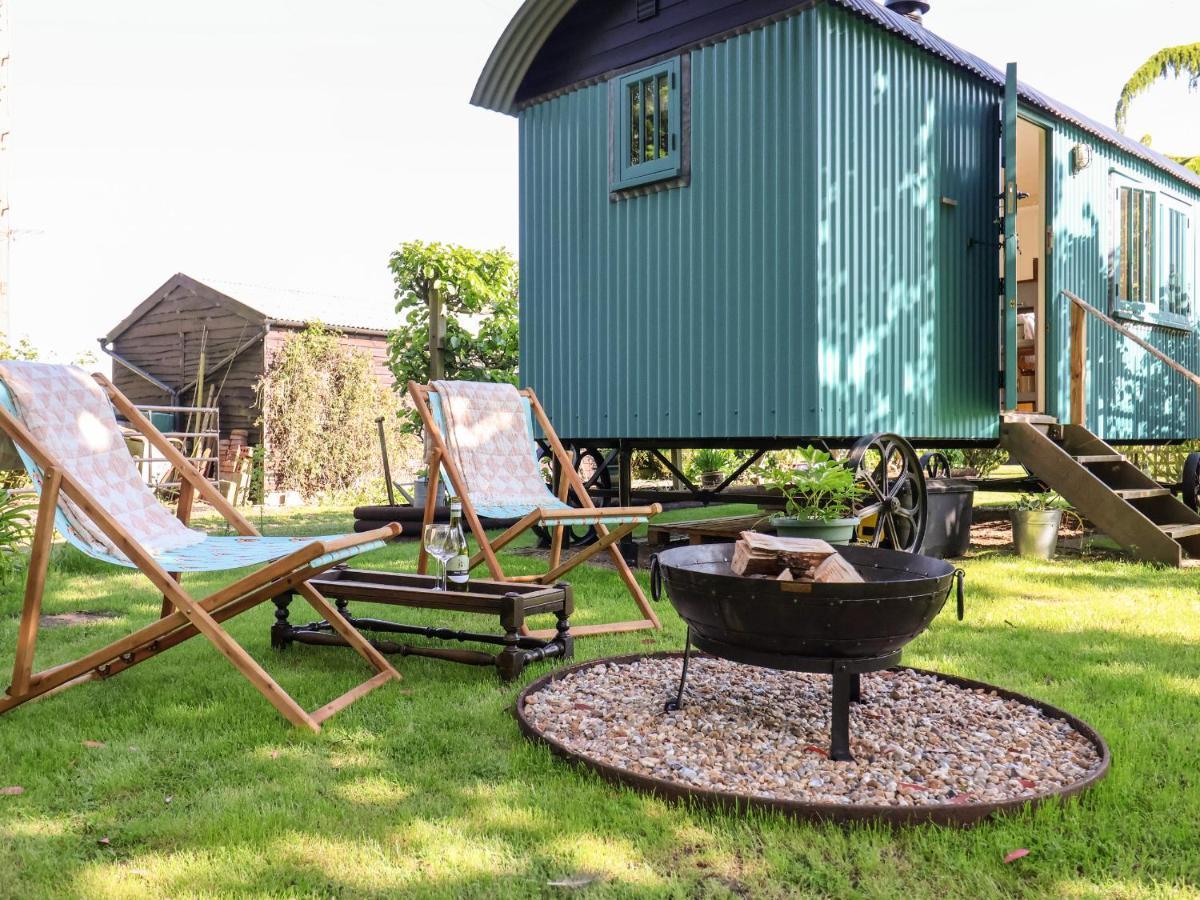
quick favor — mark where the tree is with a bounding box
[0,334,39,361]
[1115,43,1200,174]
[386,241,519,398]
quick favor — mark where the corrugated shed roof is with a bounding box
[202,278,397,334]
[472,0,1200,191]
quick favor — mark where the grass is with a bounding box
[1,502,1198,898]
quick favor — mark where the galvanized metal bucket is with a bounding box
[1011,509,1063,560]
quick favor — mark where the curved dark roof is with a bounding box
[470,0,577,117]
[472,0,1200,191]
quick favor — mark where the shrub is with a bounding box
[257,324,416,499]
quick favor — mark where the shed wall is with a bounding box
[520,13,821,442]
[1045,118,1200,441]
[110,283,265,440]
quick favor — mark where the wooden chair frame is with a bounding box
[0,373,403,732]
[408,381,661,638]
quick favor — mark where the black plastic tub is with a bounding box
[651,543,958,660]
[919,478,976,559]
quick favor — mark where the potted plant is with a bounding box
[755,447,864,543]
[1010,491,1072,560]
[691,448,732,490]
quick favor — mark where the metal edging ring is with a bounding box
[514,652,1111,828]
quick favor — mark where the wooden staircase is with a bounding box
[1000,414,1200,566]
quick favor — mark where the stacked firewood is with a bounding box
[730,531,863,583]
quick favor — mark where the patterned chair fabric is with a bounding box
[429,381,647,527]
[0,363,385,571]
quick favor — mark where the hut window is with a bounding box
[1160,203,1193,320]
[1114,184,1155,307]
[610,58,682,191]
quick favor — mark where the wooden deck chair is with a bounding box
[0,362,403,732]
[409,379,662,638]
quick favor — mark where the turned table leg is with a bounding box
[497,592,525,681]
[270,595,293,650]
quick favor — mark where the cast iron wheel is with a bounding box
[533,447,613,548]
[847,434,928,553]
[1183,452,1200,512]
[919,451,952,479]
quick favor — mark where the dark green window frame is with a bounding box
[610,58,681,191]
[1161,202,1193,321]
[1110,173,1195,331]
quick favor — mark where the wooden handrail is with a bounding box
[1062,290,1200,428]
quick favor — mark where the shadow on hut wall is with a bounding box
[814,28,999,443]
[1049,142,1199,442]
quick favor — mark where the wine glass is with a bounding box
[423,524,453,591]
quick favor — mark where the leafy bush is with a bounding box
[924,447,1008,478]
[257,324,416,499]
[755,447,864,522]
[386,242,519,431]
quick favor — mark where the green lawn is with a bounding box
[1,503,1198,898]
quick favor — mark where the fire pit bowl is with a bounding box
[649,543,964,761]
[650,543,962,664]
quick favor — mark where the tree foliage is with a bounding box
[0,334,40,362]
[386,241,519,394]
[1173,154,1200,176]
[1115,43,1200,135]
[258,324,405,498]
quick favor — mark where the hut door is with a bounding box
[1001,62,1019,411]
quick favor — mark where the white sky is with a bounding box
[6,0,1199,364]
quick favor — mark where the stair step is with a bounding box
[1112,488,1171,500]
[1002,412,1058,425]
[1158,523,1200,539]
[1074,454,1125,464]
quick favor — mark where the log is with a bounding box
[810,553,865,584]
[730,531,836,577]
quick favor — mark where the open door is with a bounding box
[1002,62,1019,410]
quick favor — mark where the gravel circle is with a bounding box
[522,656,1105,809]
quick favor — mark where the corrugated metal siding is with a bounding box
[518,2,1200,445]
[813,5,999,440]
[519,13,821,442]
[1046,120,1200,442]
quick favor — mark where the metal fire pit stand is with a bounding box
[663,626,900,761]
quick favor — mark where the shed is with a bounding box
[102,273,396,443]
[474,0,1200,447]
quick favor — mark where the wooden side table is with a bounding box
[272,567,572,681]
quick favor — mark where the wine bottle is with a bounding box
[446,497,470,591]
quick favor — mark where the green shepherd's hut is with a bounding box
[472,0,1200,565]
